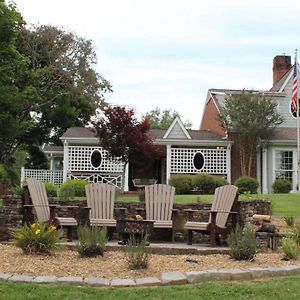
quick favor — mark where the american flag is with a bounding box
[291,60,298,113]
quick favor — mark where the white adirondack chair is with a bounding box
[23,178,78,241]
[144,184,177,242]
[85,183,117,227]
[184,185,239,247]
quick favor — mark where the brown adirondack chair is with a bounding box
[23,178,82,241]
[184,185,238,247]
[85,183,125,234]
[144,184,177,242]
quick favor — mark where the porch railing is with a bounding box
[21,168,64,186]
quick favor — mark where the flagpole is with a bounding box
[296,49,300,193]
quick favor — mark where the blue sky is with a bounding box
[12,0,300,128]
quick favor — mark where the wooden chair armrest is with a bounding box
[210,210,238,214]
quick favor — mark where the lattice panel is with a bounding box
[69,173,122,189]
[170,147,227,174]
[23,169,63,186]
[68,146,124,173]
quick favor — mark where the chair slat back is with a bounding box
[209,185,238,228]
[145,184,175,221]
[26,178,50,223]
[85,183,115,220]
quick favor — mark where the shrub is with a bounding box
[58,179,88,199]
[191,173,216,194]
[77,226,107,257]
[169,174,193,194]
[234,176,259,194]
[284,216,295,227]
[44,182,58,197]
[227,224,257,260]
[272,179,292,193]
[123,235,150,269]
[291,220,300,244]
[281,236,300,260]
[214,176,229,188]
[11,185,23,196]
[11,222,60,255]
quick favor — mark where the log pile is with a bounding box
[250,214,276,233]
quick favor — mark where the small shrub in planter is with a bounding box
[234,176,259,194]
[191,173,216,194]
[272,179,292,193]
[45,182,58,197]
[281,236,300,260]
[123,235,150,269]
[77,226,107,257]
[11,222,60,255]
[58,179,88,199]
[227,224,257,260]
[169,174,193,194]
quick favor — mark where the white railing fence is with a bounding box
[21,168,64,186]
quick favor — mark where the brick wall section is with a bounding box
[0,196,271,242]
[199,98,225,136]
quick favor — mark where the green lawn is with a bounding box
[117,193,300,216]
[1,276,300,299]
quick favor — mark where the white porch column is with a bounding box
[20,167,25,186]
[262,146,268,194]
[256,149,262,193]
[226,144,232,184]
[124,163,129,192]
[166,144,171,184]
[50,154,55,171]
[63,140,69,183]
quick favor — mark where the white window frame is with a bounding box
[273,148,297,190]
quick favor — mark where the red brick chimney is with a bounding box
[273,55,292,85]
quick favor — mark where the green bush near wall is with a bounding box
[58,179,88,198]
[169,174,193,194]
[234,176,259,194]
[44,182,58,197]
[272,178,292,193]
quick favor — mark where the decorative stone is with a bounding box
[0,273,12,280]
[110,278,136,287]
[160,272,187,285]
[56,276,83,285]
[227,268,252,280]
[135,277,161,286]
[84,277,110,287]
[8,275,34,283]
[32,276,57,284]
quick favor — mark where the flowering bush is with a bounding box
[11,222,60,255]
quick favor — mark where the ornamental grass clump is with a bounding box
[281,236,300,260]
[123,235,150,269]
[227,224,257,261]
[11,222,60,255]
[77,226,107,257]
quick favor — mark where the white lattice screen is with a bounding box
[68,146,124,173]
[23,169,63,186]
[171,147,227,174]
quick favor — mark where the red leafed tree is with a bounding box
[93,105,162,189]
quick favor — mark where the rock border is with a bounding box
[1,264,300,288]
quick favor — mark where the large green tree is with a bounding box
[219,91,283,176]
[0,1,112,167]
[143,107,192,129]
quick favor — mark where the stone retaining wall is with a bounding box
[0,196,272,243]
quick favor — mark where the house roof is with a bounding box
[60,126,226,142]
[61,127,96,139]
[268,127,298,141]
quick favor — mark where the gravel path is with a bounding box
[1,244,298,280]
